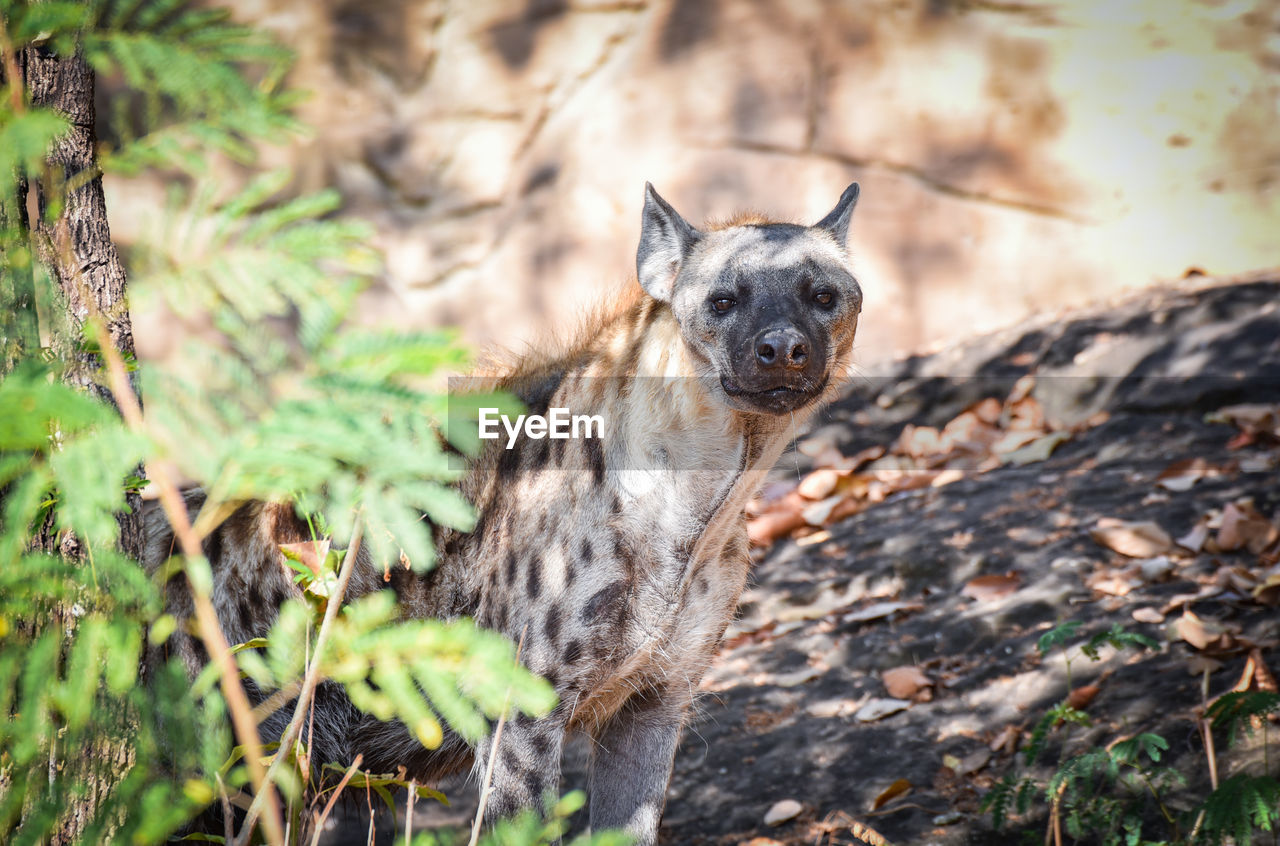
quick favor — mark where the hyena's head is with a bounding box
[636,182,862,415]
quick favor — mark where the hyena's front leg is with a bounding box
[474,710,568,823]
[588,689,685,846]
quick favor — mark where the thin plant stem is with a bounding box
[253,680,304,724]
[1200,666,1219,793]
[366,776,375,846]
[95,318,287,845]
[235,517,365,846]
[405,780,416,846]
[1134,769,1175,826]
[309,754,363,846]
[469,625,529,846]
[217,774,235,845]
[1202,717,1218,790]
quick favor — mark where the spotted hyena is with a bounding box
[145,182,863,844]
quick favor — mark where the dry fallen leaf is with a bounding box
[1172,609,1214,650]
[279,538,331,578]
[749,481,798,515]
[855,698,911,722]
[1067,684,1101,710]
[747,499,807,546]
[961,571,1022,601]
[1090,518,1175,558]
[940,409,999,450]
[955,748,991,776]
[763,799,803,826]
[798,438,840,460]
[1186,654,1224,676]
[990,429,1043,456]
[896,424,944,458]
[1089,573,1134,597]
[1007,373,1037,406]
[1212,564,1259,594]
[1132,607,1165,624]
[842,601,924,624]
[1210,403,1280,442]
[1170,610,1249,656]
[1250,647,1279,694]
[882,665,932,699]
[972,396,1004,424]
[1158,584,1222,614]
[798,468,841,500]
[1232,651,1261,694]
[801,494,844,526]
[1137,555,1175,581]
[795,529,833,548]
[1217,501,1279,553]
[838,444,888,473]
[989,724,1021,754]
[931,468,965,487]
[1177,521,1211,552]
[1156,457,1213,491]
[870,778,912,811]
[1253,572,1280,605]
[1002,431,1071,466]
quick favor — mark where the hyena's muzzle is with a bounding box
[714,250,842,414]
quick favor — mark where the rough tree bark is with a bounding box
[19,43,146,844]
[22,42,145,559]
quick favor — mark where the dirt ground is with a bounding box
[331,272,1280,845]
[654,273,1280,845]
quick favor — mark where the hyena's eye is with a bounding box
[711,297,736,314]
[813,291,835,307]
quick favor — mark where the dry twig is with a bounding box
[469,625,530,846]
[235,518,366,845]
[96,320,287,845]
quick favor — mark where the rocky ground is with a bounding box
[656,272,1280,845]
[333,273,1280,845]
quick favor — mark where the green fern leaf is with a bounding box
[1037,620,1082,656]
[1206,690,1280,747]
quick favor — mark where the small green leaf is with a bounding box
[1036,621,1081,656]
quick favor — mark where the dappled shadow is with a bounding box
[657,277,1280,843]
[487,0,570,70]
[658,0,720,60]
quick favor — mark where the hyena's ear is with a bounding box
[637,182,700,303]
[814,182,861,249]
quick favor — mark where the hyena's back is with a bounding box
[141,492,474,780]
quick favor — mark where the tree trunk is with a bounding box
[20,43,146,845]
[23,42,145,560]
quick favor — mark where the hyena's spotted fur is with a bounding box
[145,182,863,844]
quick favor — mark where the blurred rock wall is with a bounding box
[125,0,1280,363]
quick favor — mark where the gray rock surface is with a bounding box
[117,0,1280,368]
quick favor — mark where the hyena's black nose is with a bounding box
[755,328,809,370]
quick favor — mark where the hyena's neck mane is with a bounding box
[475,283,800,557]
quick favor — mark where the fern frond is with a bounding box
[1206,690,1280,747]
[1037,620,1081,656]
[981,773,1018,829]
[1081,623,1160,661]
[1196,773,1280,842]
[1025,701,1091,765]
[1109,733,1168,767]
